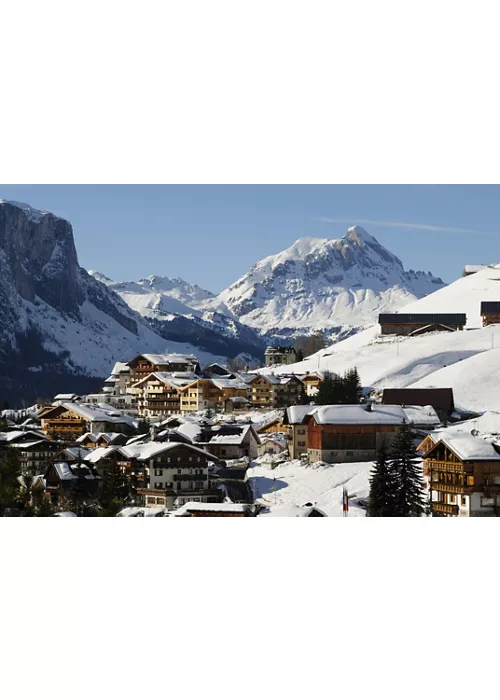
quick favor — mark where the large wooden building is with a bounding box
[131,372,197,417]
[179,378,250,414]
[423,435,500,517]
[127,354,200,384]
[305,404,406,463]
[480,301,500,326]
[378,313,467,336]
[382,387,454,421]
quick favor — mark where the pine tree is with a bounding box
[0,448,22,514]
[314,372,338,405]
[345,367,363,403]
[99,461,128,516]
[390,421,426,517]
[367,444,400,516]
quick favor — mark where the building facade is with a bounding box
[264,346,298,367]
[378,313,467,336]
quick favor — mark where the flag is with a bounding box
[342,486,349,514]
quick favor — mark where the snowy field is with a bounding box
[247,460,372,517]
[262,264,500,414]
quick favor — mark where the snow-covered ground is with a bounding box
[261,264,500,413]
[248,459,372,517]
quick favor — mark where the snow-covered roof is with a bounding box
[0,429,47,443]
[210,378,250,390]
[130,353,199,366]
[402,405,440,426]
[257,504,327,517]
[111,361,130,375]
[59,402,137,426]
[286,405,318,424]
[117,441,216,462]
[208,426,252,446]
[434,436,500,462]
[63,447,91,460]
[171,502,254,516]
[77,432,125,444]
[54,393,79,401]
[53,462,76,481]
[311,404,406,425]
[84,446,120,463]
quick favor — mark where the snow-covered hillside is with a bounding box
[90,271,266,362]
[248,460,371,517]
[0,201,226,389]
[267,264,500,413]
[204,226,444,340]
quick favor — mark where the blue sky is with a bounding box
[1,184,499,292]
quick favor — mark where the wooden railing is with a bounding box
[432,502,459,515]
[426,461,464,473]
[430,483,470,494]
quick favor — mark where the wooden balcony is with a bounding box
[432,502,459,516]
[430,483,472,495]
[425,461,464,474]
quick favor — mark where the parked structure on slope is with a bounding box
[381,388,454,422]
[378,313,467,336]
[480,301,500,327]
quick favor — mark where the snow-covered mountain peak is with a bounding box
[204,225,445,339]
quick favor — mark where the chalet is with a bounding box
[284,405,319,460]
[129,442,222,510]
[248,374,305,408]
[179,378,250,414]
[204,363,231,377]
[305,404,406,463]
[480,301,500,326]
[257,437,288,457]
[76,432,128,449]
[424,436,500,517]
[131,372,197,417]
[382,388,454,421]
[206,424,260,460]
[127,354,200,384]
[257,416,288,434]
[378,313,467,336]
[39,402,138,440]
[265,346,298,367]
[300,371,328,397]
[43,461,100,507]
[9,439,63,473]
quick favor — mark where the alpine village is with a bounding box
[2,200,500,517]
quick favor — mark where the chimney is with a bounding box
[150,426,155,442]
[365,400,372,412]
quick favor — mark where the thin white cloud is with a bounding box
[315,218,500,236]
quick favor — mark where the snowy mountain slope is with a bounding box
[0,200,227,401]
[380,262,500,328]
[259,262,500,413]
[203,226,445,340]
[90,271,266,361]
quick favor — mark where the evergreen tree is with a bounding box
[390,421,426,517]
[0,448,22,514]
[296,348,304,362]
[314,372,339,405]
[99,461,128,516]
[344,367,363,403]
[367,443,399,517]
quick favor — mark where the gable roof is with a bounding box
[426,436,500,462]
[128,353,198,367]
[379,313,466,325]
[481,301,500,314]
[117,441,218,462]
[310,404,406,426]
[381,388,454,412]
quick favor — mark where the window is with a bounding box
[177,457,181,462]
[467,476,475,486]
[154,482,162,489]
[461,496,466,506]
[154,469,163,477]
[189,457,193,462]
[177,469,181,474]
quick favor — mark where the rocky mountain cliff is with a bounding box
[0,200,231,404]
[203,226,445,341]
